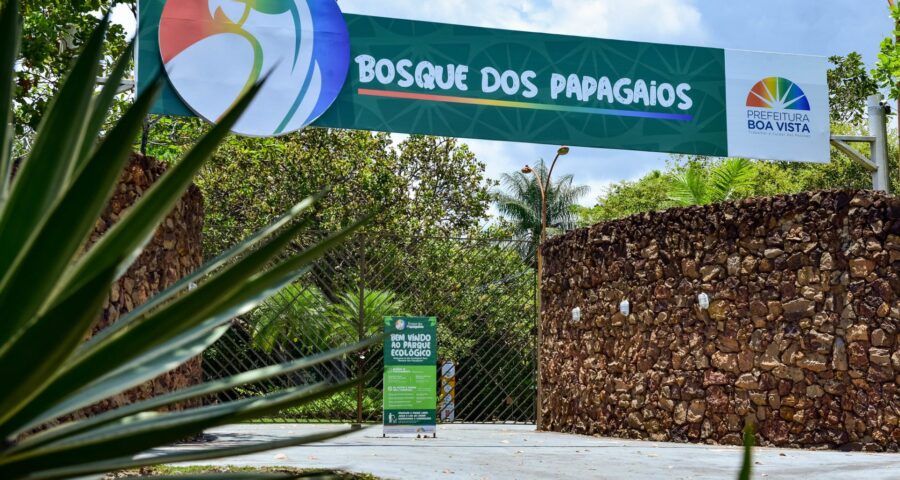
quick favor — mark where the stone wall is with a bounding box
[541,190,900,451]
[80,153,205,415]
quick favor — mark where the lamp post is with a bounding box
[522,145,569,429]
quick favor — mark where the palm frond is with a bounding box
[493,159,588,262]
[668,164,708,206]
[709,158,756,203]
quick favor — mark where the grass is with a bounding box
[108,465,381,479]
[236,389,382,423]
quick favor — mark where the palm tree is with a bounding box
[327,289,406,343]
[494,159,589,263]
[668,158,756,206]
[249,284,331,354]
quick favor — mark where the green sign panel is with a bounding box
[137,0,829,162]
[383,316,437,435]
[319,16,727,156]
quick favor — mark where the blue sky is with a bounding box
[117,1,895,205]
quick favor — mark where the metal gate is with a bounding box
[202,232,537,424]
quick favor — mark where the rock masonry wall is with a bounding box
[81,153,205,415]
[541,190,900,450]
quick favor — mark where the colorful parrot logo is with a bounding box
[159,0,349,136]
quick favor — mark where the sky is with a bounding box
[114,0,895,206]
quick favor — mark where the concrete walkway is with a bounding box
[163,424,900,479]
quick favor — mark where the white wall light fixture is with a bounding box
[619,300,630,316]
[697,293,710,310]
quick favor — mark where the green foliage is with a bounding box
[249,287,405,354]
[829,53,878,125]
[668,158,756,206]
[144,124,496,256]
[0,6,372,478]
[580,136,899,224]
[574,171,672,226]
[874,3,900,101]
[494,159,589,261]
[14,0,131,136]
[250,285,331,353]
[281,388,382,421]
[224,227,536,423]
[327,290,407,343]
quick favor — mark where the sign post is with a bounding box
[439,361,456,422]
[383,316,437,437]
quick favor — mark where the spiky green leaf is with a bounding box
[0,14,109,288]
[0,261,119,428]
[11,338,378,454]
[55,77,266,297]
[0,0,20,208]
[89,192,322,347]
[23,429,353,480]
[0,78,162,368]
[0,381,358,476]
[75,41,137,173]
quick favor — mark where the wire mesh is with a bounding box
[202,230,538,424]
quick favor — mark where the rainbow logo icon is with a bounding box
[159,0,350,137]
[745,77,810,111]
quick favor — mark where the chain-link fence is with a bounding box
[202,230,537,424]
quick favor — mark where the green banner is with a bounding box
[383,316,437,435]
[137,0,829,162]
[138,2,725,155]
[318,15,727,156]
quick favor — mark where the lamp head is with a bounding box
[557,146,570,156]
[521,165,534,174]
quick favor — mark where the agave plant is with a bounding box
[0,3,373,479]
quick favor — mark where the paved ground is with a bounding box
[163,424,900,479]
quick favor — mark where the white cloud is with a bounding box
[463,137,669,207]
[339,0,709,44]
[118,1,709,51]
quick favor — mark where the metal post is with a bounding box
[525,147,568,430]
[355,238,366,428]
[535,221,544,429]
[867,94,891,193]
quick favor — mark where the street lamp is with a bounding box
[523,145,569,429]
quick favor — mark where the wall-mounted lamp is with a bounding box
[619,300,630,316]
[571,307,582,323]
[697,293,710,310]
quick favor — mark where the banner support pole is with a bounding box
[829,95,891,194]
[867,94,891,193]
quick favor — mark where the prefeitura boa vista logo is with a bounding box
[745,76,812,137]
[159,0,350,136]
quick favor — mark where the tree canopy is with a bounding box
[141,122,495,255]
[14,1,130,138]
